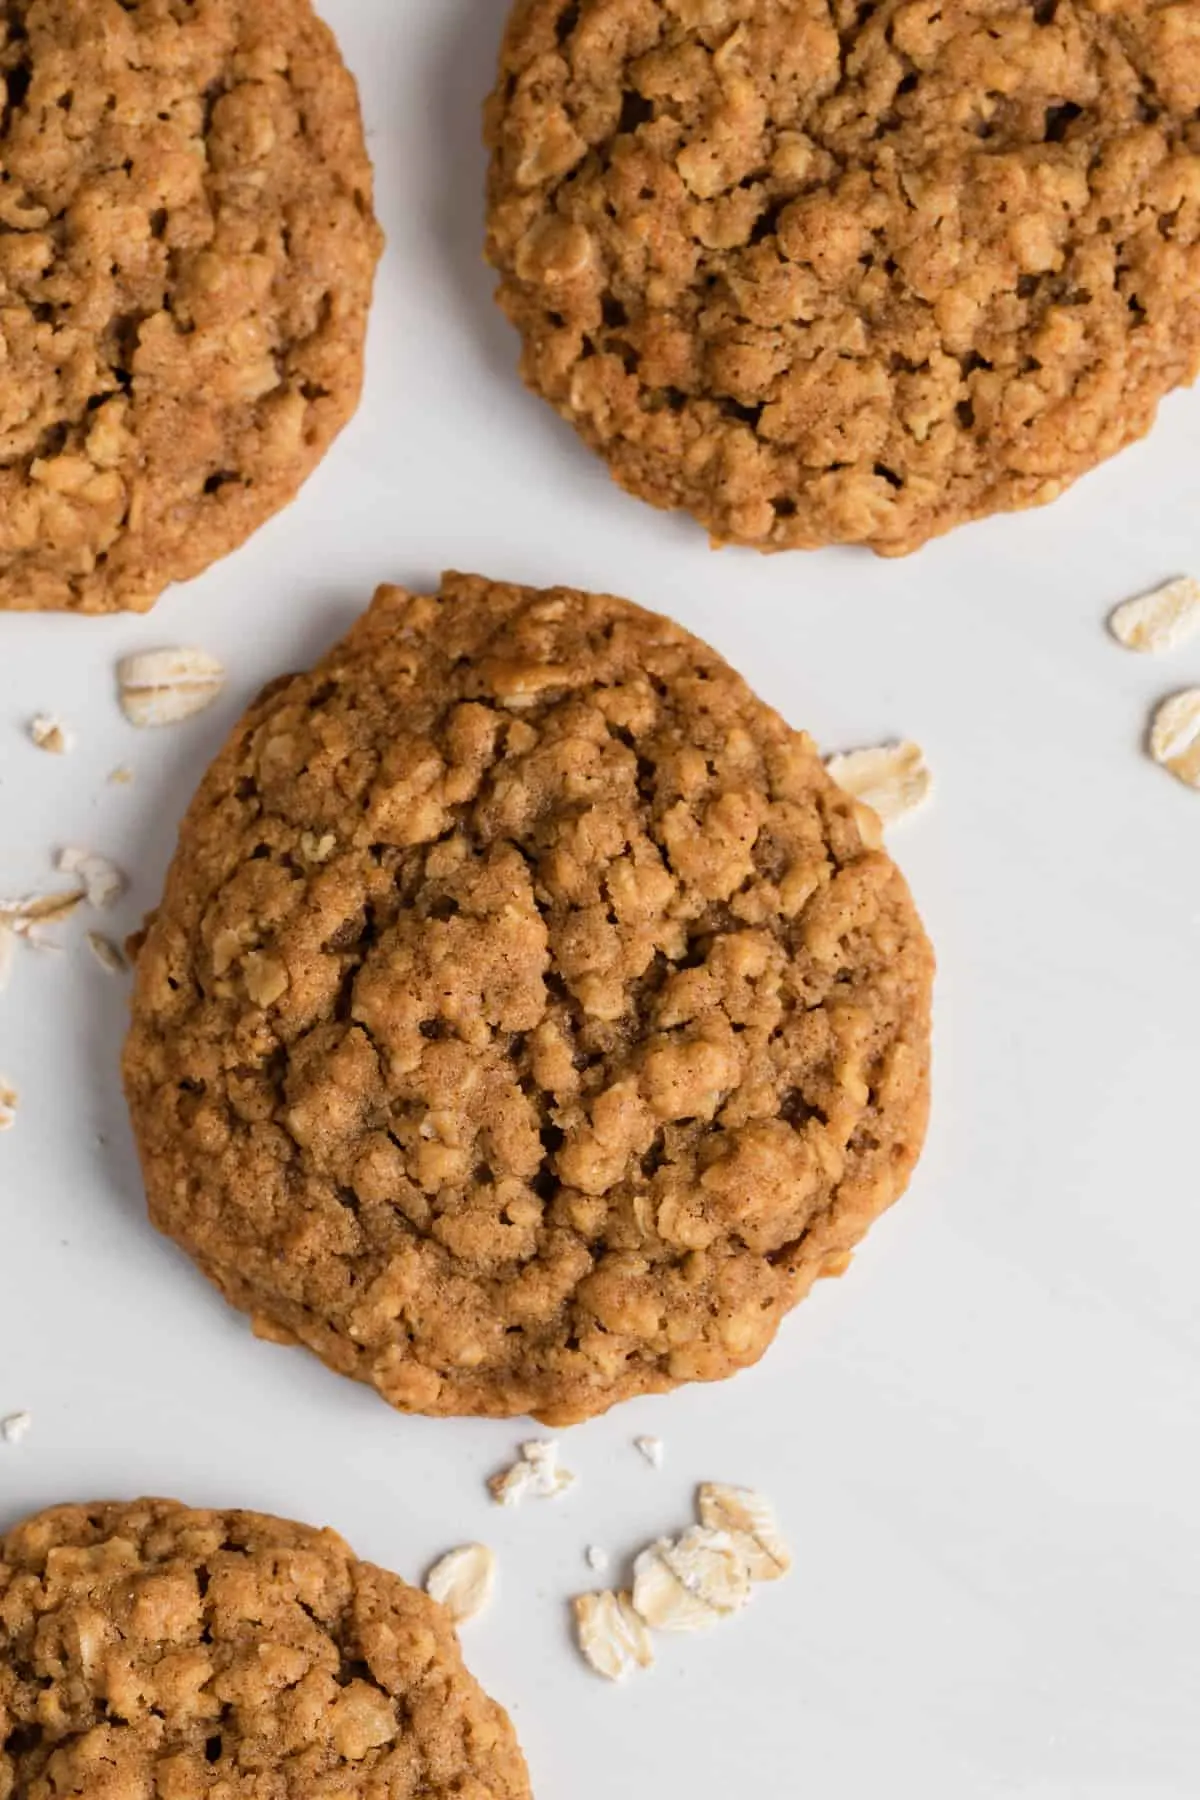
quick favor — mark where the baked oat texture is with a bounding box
[0,0,383,614]
[0,1499,531,1799]
[485,0,1200,555]
[123,572,934,1424]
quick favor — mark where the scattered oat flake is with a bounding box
[573,1591,654,1682]
[1110,577,1200,654]
[697,1484,792,1583]
[586,1545,610,1575]
[29,715,71,754]
[634,1435,664,1470]
[631,1542,718,1635]
[489,1439,576,1506]
[86,931,127,975]
[1,1411,31,1443]
[826,740,932,828]
[425,1544,496,1625]
[632,1528,753,1633]
[117,647,225,727]
[0,1081,16,1132]
[0,890,86,939]
[1149,690,1200,789]
[56,848,126,909]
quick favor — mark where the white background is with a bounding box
[2,3,1199,1795]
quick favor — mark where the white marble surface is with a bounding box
[1,4,1198,1794]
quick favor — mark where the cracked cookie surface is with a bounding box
[0,0,382,613]
[0,1499,531,1799]
[123,572,933,1424]
[486,0,1200,555]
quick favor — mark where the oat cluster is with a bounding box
[123,573,933,1425]
[486,0,1200,554]
[0,1500,531,1800]
[575,1481,791,1679]
[0,0,382,613]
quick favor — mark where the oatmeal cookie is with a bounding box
[0,0,383,613]
[0,1499,531,1798]
[123,572,933,1424]
[485,0,1200,555]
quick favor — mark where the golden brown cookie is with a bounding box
[0,0,383,613]
[123,572,933,1424]
[485,0,1200,555]
[0,1499,531,1799]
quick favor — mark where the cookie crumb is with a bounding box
[634,1435,664,1470]
[425,1544,496,1625]
[118,649,225,727]
[488,1460,535,1507]
[585,1545,610,1574]
[1110,578,1200,654]
[1,1411,31,1443]
[573,1591,654,1682]
[108,765,135,787]
[87,931,128,975]
[29,716,72,754]
[57,848,127,910]
[697,1484,792,1582]
[521,1438,577,1496]
[0,1081,17,1132]
[1149,690,1200,789]
[826,740,932,828]
[489,1439,577,1506]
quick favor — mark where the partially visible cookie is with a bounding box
[486,0,1200,555]
[123,572,933,1424]
[0,1499,532,1799]
[0,0,383,613]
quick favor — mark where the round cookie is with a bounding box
[0,1499,531,1799]
[123,572,933,1424]
[0,0,383,614]
[485,0,1200,555]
